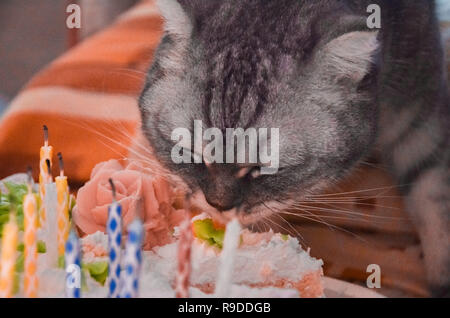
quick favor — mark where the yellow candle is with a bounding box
[39,130,53,227]
[23,191,39,298]
[0,214,19,298]
[56,176,69,257]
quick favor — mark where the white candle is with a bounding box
[214,218,242,298]
[42,182,58,268]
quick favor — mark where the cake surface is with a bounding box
[27,217,324,298]
[1,173,324,298]
[147,227,324,298]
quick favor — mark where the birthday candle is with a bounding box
[43,168,58,268]
[39,125,53,227]
[56,153,69,257]
[214,218,242,298]
[23,170,39,298]
[120,219,143,298]
[175,208,193,298]
[65,231,82,298]
[0,214,19,298]
[107,179,122,298]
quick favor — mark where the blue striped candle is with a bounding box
[65,231,82,298]
[107,200,122,298]
[120,219,144,298]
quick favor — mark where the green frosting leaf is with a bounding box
[192,219,225,249]
[4,182,28,205]
[0,181,34,236]
[83,261,109,285]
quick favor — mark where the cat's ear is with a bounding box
[319,31,379,82]
[157,0,193,38]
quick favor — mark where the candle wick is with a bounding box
[109,178,117,201]
[45,159,52,182]
[57,152,65,177]
[43,125,49,146]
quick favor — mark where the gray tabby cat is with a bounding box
[138,0,450,296]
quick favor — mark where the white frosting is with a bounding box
[19,225,322,298]
[149,232,323,287]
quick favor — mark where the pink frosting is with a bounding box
[73,159,185,250]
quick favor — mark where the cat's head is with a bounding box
[139,0,379,224]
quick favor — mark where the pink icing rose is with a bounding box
[73,159,185,250]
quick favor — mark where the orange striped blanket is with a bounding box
[0,0,160,185]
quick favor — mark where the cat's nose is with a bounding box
[204,195,242,212]
[201,165,245,212]
[202,180,244,211]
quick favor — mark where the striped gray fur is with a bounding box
[139,0,450,296]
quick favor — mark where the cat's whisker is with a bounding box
[273,213,307,245]
[62,119,177,182]
[261,202,307,244]
[281,211,362,221]
[110,67,148,75]
[77,123,155,168]
[278,210,369,244]
[94,119,157,159]
[358,160,391,172]
[105,69,147,81]
[267,201,341,234]
[278,210,338,232]
[301,195,403,202]
[263,214,305,244]
[259,218,270,232]
[295,198,404,212]
[299,200,403,211]
[289,203,406,221]
[306,184,412,198]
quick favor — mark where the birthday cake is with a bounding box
[0,173,324,298]
[13,220,323,298]
[0,127,324,298]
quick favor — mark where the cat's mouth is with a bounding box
[189,190,283,226]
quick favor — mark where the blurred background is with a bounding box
[0,0,138,112]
